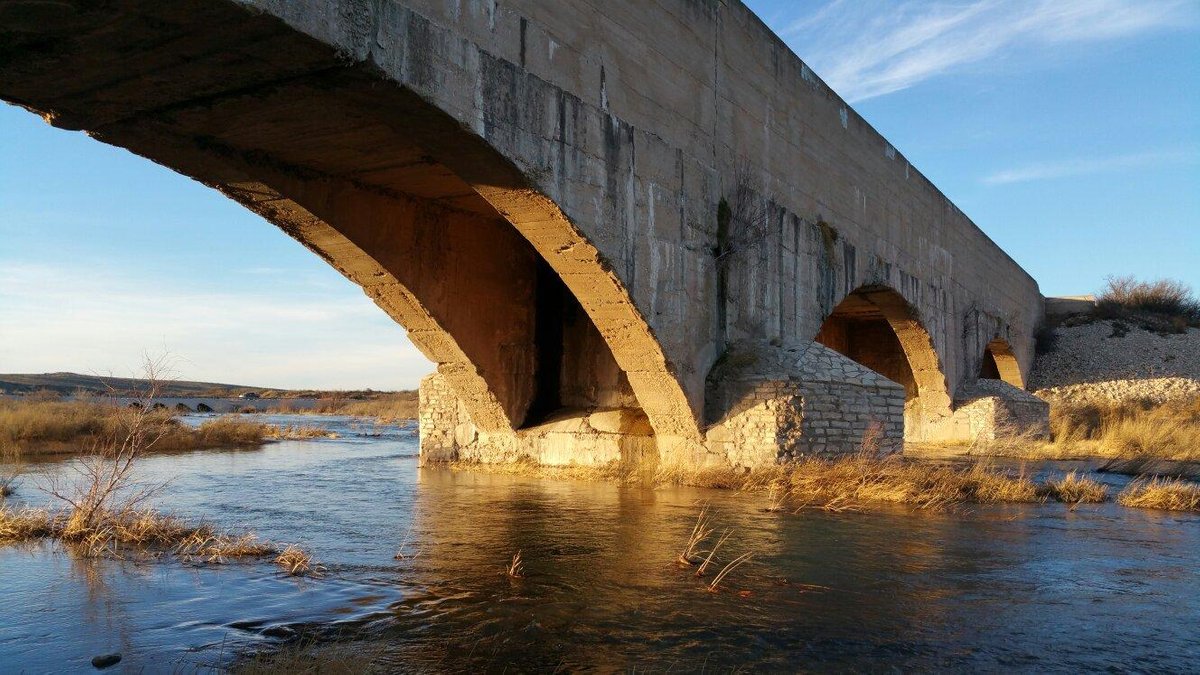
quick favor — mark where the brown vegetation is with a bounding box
[0,399,275,458]
[265,423,339,440]
[1094,276,1200,329]
[1041,471,1108,504]
[304,392,418,422]
[962,396,1200,480]
[0,397,346,459]
[1117,478,1200,512]
[450,452,1106,510]
[1,365,319,572]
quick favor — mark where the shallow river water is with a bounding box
[1,414,1198,673]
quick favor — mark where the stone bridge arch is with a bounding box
[813,285,954,439]
[0,1,700,448]
[979,338,1025,389]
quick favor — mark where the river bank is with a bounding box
[0,398,336,459]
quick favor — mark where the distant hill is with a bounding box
[0,372,403,399]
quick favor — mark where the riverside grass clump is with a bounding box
[0,398,343,459]
[1117,478,1200,512]
[0,506,319,573]
[449,451,1100,510]
[1041,471,1109,505]
[968,396,1200,475]
[300,392,418,422]
[0,399,274,458]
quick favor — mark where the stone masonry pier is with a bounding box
[0,0,1047,469]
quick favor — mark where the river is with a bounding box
[1,414,1197,672]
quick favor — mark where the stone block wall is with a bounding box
[420,372,654,467]
[704,341,905,468]
[934,379,1051,442]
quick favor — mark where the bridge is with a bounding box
[0,0,1048,468]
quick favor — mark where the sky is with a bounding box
[1,0,1197,389]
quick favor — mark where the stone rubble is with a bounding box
[1031,319,1200,404]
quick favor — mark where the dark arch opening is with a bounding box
[979,338,1024,388]
[813,285,952,437]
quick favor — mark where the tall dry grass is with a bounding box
[1041,471,1109,504]
[301,392,417,421]
[1117,478,1200,512]
[0,398,316,459]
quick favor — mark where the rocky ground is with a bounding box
[1031,318,1200,403]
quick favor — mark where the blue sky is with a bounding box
[1,0,1197,389]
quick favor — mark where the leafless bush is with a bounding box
[41,356,176,537]
[715,162,773,265]
[1095,276,1200,327]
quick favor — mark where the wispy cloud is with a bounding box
[983,149,1196,185]
[780,0,1197,102]
[0,263,431,389]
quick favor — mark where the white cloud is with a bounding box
[0,263,432,390]
[982,149,1196,184]
[780,0,1197,102]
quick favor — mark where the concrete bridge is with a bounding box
[0,0,1048,468]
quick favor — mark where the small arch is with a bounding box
[979,338,1024,388]
[813,285,952,438]
[196,403,213,413]
[175,403,193,413]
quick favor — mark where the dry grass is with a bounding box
[304,393,418,422]
[275,544,321,576]
[677,503,715,565]
[0,400,274,458]
[505,550,525,579]
[0,507,56,541]
[1040,471,1109,504]
[193,416,271,447]
[0,504,292,559]
[451,452,1054,510]
[1117,478,1200,512]
[965,397,1200,476]
[708,551,754,592]
[266,424,339,440]
[0,398,345,459]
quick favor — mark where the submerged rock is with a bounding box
[91,653,121,669]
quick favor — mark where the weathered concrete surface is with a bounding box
[0,0,1045,468]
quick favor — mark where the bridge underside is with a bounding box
[0,0,1048,469]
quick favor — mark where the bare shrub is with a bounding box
[1095,276,1200,326]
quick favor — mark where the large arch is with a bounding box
[0,1,700,442]
[979,338,1025,389]
[813,285,953,438]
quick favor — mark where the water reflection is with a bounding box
[0,415,1197,672]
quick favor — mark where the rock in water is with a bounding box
[91,653,121,669]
